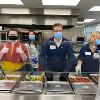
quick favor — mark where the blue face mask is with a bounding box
[29,35,35,41]
[54,32,62,40]
[96,39,100,45]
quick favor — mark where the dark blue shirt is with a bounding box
[78,43,100,72]
[40,37,76,72]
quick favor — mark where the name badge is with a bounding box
[85,52,91,55]
[50,45,56,49]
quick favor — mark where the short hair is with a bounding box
[7,29,19,39]
[52,23,63,29]
[8,28,19,34]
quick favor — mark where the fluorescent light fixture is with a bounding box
[0,0,23,5]
[89,6,100,11]
[84,19,96,23]
[42,0,80,6]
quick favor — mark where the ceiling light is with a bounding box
[0,0,23,5]
[89,6,100,11]
[42,0,80,6]
[84,19,96,23]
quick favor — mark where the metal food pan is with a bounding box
[72,83,97,95]
[46,81,74,94]
[69,76,92,84]
[0,80,16,92]
[13,81,43,94]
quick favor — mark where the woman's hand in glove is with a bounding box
[75,64,81,75]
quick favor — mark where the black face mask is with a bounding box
[8,36,18,40]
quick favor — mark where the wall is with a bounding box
[84,23,100,35]
[63,27,84,41]
[42,27,84,41]
[84,24,96,35]
[83,23,100,41]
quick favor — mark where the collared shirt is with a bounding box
[54,38,62,48]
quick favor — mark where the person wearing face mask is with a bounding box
[25,30,39,71]
[40,23,76,81]
[75,32,100,74]
[0,29,29,71]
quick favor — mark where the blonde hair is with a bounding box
[88,32,100,43]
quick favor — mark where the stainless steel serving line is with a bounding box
[0,71,98,100]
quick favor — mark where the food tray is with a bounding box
[69,76,92,83]
[72,83,97,95]
[14,81,43,94]
[46,81,73,94]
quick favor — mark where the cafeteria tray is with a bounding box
[13,81,43,94]
[72,83,97,95]
[46,81,74,94]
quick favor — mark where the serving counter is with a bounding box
[0,71,98,100]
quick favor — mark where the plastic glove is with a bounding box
[16,45,24,54]
[1,45,9,54]
[75,64,81,75]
